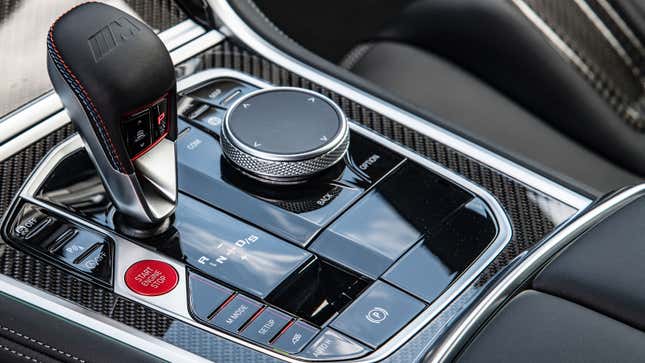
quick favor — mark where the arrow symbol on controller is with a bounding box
[320,135,328,142]
[307,97,316,103]
[254,141,262,147]
[242,103,250,109]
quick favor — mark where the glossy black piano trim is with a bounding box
[1,200,114,287]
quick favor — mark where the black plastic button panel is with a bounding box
[175,77,404,248]
[177,97,226,139]
[188,272,234,321]
[178,79,258,141]
[310,162,473,278]
[3,202,113,285]
[171,194,312,299]
[330,281,425,348]
[191,106,226,138]
[187,270,319,354]
[383,198,498,304]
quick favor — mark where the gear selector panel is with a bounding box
[2,69,509,362]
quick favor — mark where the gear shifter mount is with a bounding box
[46,3,178,228]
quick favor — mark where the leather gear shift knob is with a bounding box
[46,2,178,227]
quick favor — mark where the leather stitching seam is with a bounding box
[0,325,85,362]
[0,343,40,363]
[46,2,127,172]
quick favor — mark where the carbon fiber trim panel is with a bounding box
[0,41,578,362]
[520,0,645,130]
[125,0,186,31]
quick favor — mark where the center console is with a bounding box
[0,3,513,361]
[2,63,509,360]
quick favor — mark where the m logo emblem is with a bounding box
[88,17,140,62]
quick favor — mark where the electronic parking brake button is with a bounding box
[211,294,263,332]
[330,281,425,348]
[299,328,371,360]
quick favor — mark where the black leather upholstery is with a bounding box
[47,2,177,174]
[0,292,162,363]
[534,195,645,331]
[456,290,645,363]
[456,194,645,362]
[347,41,640,194]
[366,0,645,177]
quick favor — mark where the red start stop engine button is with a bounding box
[125,260,178,296]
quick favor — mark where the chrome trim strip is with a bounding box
[0,93,63,145]
[0,111,70,161]
[573,0,636,71]
[425,185,645,362]
[15,69,513,363]
[0,19,217,145]
[208,0,592,210]
[170,30,225,65]
[0,272,211,363]
[158,19,206,51]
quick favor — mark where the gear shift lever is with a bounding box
[46,3,177,234]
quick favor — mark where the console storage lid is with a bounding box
[533,195,645,331]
